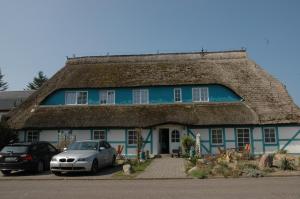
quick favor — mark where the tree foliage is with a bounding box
[26,71,48,90]
[0,121,17,150]
[0,68,8,91]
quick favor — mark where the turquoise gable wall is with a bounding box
[41,84,241,105]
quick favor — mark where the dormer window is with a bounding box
[100,90,115,105]
[133,89,149,104]
[192,87,209,102]
[65,91,88,105]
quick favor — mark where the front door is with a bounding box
[159,129,170,154]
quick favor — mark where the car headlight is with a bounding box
[77,158,87,161]
[51,157,57,161]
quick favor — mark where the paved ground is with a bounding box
[0,177,299,199]
[137,157,186,178]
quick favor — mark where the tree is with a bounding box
[0,121,17,150]
[0,68,8,91]
[26,71,48,90]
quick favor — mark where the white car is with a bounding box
[50,140,116,175]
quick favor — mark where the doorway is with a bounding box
[159,129,170,154]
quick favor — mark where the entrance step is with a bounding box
[156,154,171,158]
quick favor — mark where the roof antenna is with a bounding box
[72,54,76,58]
[241,47,247,51]
[106,52,110,56]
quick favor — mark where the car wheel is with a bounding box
[52,171,62,176]
[90,159,98,174]
[1,170,12,176]
[111,155,116,167]
[36,161,44,173]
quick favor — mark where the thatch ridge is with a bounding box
[5,50,300,129]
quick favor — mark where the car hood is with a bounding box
[54,150,97,158]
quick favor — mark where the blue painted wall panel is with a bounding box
[41,84,241,105]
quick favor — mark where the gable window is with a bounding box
[100,90,115,104]
[26,131,39,142]
[174,88,182,102]
[264,128,276,144]
[211,128,223,145]
[192,87,209,102]
[133,89,149,104]
[65,91,88,105]
[127,130,137,145]
[93,130,106,140]
[171,130,180,142]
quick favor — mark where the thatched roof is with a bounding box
[5,50,300,129]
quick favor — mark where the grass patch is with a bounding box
[190,169,209,179]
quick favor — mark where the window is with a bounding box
[93,130,106,140]
[65,92,76,105]
[77,91,88,104]
[100,90,115,104]
[133,89,149,104]
[65,91,88,105]
[127,130,137,145]
[26,131,39,142]
[211,128,223,145]
[174,88,182,102]
[192,87,209,102]
[171,130,180,142]
[236,128,250,149]
[264,128,276,144]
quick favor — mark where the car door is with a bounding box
[103,141,113,166]
[98,141,108,168]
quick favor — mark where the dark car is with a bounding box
[0,141,59,175]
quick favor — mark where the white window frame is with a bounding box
[26,131,39,142]
[93,130,106,140]
[171,130,180,143]
[100,90,115,105]
[127,130,137,145]
[65,91,88,105]
[211,128,224,145]
[192,87,209,102]
[174,88,182,103]
[263,127,277,144]
[236,128,250,149]
[132,89,149,104]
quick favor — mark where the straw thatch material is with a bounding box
[5,50,300,129]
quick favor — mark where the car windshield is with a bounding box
[1,146,28,153]
[68,141,98,150]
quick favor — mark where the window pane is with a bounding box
[100,91,107,104]
[133,90,140,104]
[107,91,115,104]
[174,88,181,102]
[200,87,208,102]
[65,92,76,105]
[77,92,87,104]
[140,89,148,104]
[192,88,200,101]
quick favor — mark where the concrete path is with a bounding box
[137,157,187,179]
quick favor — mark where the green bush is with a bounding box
[190,169,208,179]
[213,162,232,178]
[181,135,195,154]
[243,168,265,177]
[279,158,296,170]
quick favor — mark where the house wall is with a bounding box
[41,84,241,105]
[17,125,300,156]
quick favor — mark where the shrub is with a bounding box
[279,158,296,170]
[243,168,265,177]
[212,162,232,178]
[181,135,196,154]
[190,169,208,179]
[277,149,288,154]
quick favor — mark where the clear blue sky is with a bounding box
[0,0,299,106]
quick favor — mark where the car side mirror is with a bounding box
[99,147,105,151]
